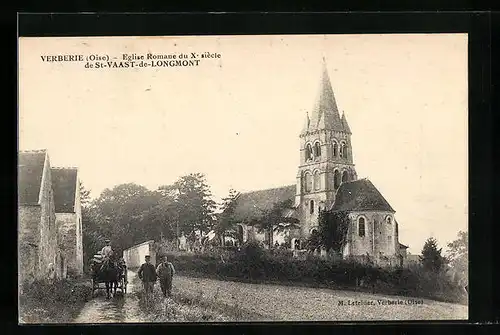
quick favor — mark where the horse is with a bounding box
[98,258,122,299]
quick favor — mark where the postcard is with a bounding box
[18,33,468,323]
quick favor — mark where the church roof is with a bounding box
[18,150,47,205]
[232,185,296,223]
[341,112,351,134]
[307,60,344,133]
[330,178,395,213]
[51,167,78,213]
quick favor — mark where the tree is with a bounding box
[81,201,106,271]
[304,229,321,251]
[447,230,468,283]
[215,188,239,246]
[90,183,160,253]
[171,173,217,240]
[138,190,178,242]
[318,210,349,253]
[254,198,300,249]
[420,237,447,273]
[79,181,91,208]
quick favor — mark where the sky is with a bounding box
[19,34,468,254]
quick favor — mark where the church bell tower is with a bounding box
[295,59,358,236]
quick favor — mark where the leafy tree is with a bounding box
[254,198,300,249]
[304,229,321,251]
[318,210,349,253]
[171,173,217,239]
[420,237,447,273]
[446,231,468,283]
[79,181,91,208]
[90,183,160,252]
[81,202,106,271]
[215,188,239,246]
[137,190,178,242]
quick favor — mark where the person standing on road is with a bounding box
[156,255,175,298]
[138,255,157,304]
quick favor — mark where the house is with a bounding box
[228,60,409,264]
[52,167,83,277]
[18,150,61,284]
[123,240,156,268]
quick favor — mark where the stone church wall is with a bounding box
[345,211,398,258]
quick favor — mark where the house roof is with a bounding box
[232,185,297,223]
[51,167,78,213]
[399,243,409,249]
[330,178,395,213]
[18,150,47,205]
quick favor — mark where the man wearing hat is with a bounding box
[138,255,157,300]
[156,255,175,298]
[101,239,114,261]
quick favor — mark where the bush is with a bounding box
[21,279,92,305]
[163,251,467,304]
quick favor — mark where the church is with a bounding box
[228,61,408,264]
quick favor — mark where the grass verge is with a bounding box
[132,275,265,322]
[164,249,468,305]
[19,277,92,324]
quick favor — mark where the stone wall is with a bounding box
[123,240,156,268]
[56,212,78,277]
[74,177,83,275]
[344,211,398,258]
[38,156,59,279]
[18,206,41,285]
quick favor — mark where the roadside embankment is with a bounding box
[19,277,92,323]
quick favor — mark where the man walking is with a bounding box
[156,255,175,298]
[138,255,157,305]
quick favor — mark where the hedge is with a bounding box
[165,243,467,304]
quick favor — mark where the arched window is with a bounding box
[386,216,392,224]
[313,170,320,190]
[358,217,366,237]
[333,142,338,157]
[306,144,313,161]
[340,143,345,158]
[294,239,301,250]
[341,170,349,183]
[349,170,355,181]
[334,170,341,189]
[343,143,348,159]
[314,142,321,157]
[305,172,313,193]
[310,200,315,214]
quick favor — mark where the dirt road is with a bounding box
[71,271,467,322]
[73,270,150,323]
[172,275,468,321]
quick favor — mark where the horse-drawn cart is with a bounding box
[90,254,128,298]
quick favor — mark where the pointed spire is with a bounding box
[301,111,310,133]
[341,111,351,134]
[310,59,344,132]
